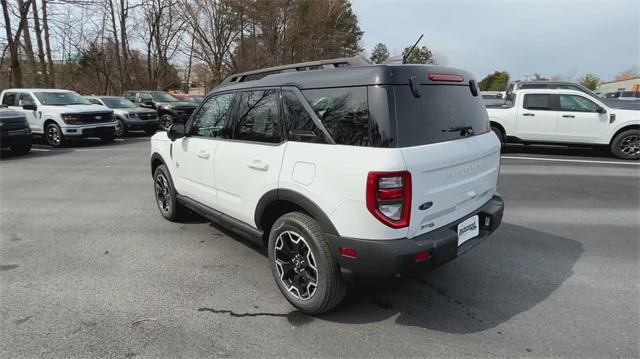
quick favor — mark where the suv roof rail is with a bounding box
[221,55,372,84]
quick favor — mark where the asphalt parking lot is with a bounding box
[1,136,638,358]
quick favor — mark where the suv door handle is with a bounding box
[522,113,535,117]
[562,115,575,118]
[196,151,210,159]
[247,160,269,171]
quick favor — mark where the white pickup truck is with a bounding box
[487,89,640,160]
[0,89,116,147]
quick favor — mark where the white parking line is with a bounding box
[501,155,640,166]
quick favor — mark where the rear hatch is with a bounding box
[391,74,500,239]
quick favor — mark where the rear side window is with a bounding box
[189,93,235,138]
[523,94,553,110]
[2,92,18,106]
[393,85,489,147]
[282,89,326,143]
[234,89,281,143]
[302,87,370,146]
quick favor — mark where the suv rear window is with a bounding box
[393,85,488,147]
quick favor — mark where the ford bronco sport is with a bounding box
[150,57,504,314]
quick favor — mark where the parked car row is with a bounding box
[0,88,206,152]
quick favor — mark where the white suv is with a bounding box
[0,89,116,147]
[150,58,505,314]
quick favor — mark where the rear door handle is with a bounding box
[522,113,535,117]
[562,115,575,118]
[196,151,210,159]
[247,160,269,171]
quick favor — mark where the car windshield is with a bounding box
[101,97,136,108]
[34,91,91,105]
[150,92,179,102]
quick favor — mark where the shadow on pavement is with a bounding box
[502,143,613,159]
[319,223,583,333]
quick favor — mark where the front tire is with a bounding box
[268,212,346,314]
[115,118,127,137]
[159,114,173,131]
[611,129,640,160]
[153,164,187,221]
[45,123,64,147]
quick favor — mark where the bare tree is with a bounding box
[1,0,32,87]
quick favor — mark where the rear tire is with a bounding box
[268,212,346,314]
[153,164,187,221]
[611,129,640,160]
[491,125,505,145]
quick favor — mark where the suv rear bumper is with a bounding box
[325,194,504,281]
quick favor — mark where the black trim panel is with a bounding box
[325,195,504,282]
[177,194,264,246]
[150,152,166,177]
[254,189,339,235]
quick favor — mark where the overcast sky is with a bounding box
[351,0,639,82]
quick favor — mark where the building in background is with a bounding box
[597,76,640,92]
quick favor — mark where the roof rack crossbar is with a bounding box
[222,56,371,84]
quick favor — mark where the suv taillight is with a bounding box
[366,171,411,228]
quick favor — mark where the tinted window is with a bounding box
[139,93,153,102]
[394,85,488,147]
[302,87,370,146]
[281,89,325,143]
[34,91,91,105]
[523,94,553,110]
[559,95,598,112]
[102,97,136,108]
[20,93,35,106]
[2,92,18,106]
[604,92,620,98]
[88,98,103,105]
[621,91,635,97]
[234,90,281,143]
[189,93,235,138]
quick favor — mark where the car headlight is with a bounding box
[62,114,81,124]
[127,112,139,119]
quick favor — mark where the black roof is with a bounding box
[211,63,473,95]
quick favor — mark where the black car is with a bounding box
[0,106,31,154]
[123,91,198,131]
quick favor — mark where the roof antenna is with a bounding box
[402,34,424,64]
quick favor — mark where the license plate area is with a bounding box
[457,215,479,246]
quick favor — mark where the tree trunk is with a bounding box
[42,0,55,86]
[107,0,123,93]
[18,0,37,85]
[30,0,47,86]
[1,0,32,88]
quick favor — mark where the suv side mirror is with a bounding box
[23,104,36,111]
[596,106,606,114]
[167,123,185,141]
